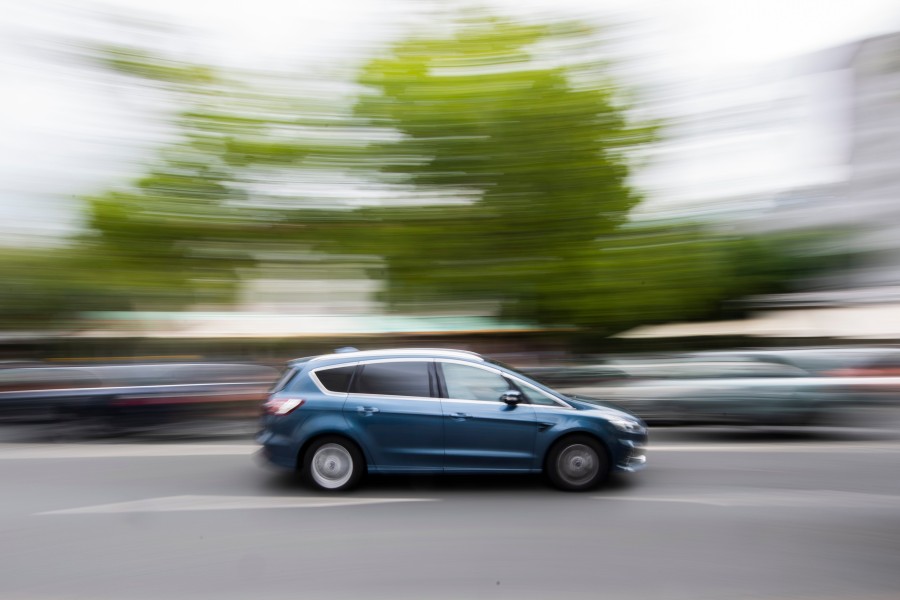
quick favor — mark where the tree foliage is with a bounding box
[0,14,851,336]
[81,47,347,310]
[344,18,660,330]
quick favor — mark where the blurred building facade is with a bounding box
[844,33,900,289]
[636,31,900,306]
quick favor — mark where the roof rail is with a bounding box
[309,347,484,362]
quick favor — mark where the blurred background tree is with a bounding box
[82,49,286,310]
[345,17,656,328]
[80,45,369,313]
[0,249,130,327]
[0,11,855,338]
[336,16,856,335]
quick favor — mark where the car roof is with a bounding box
[291,348,484,366]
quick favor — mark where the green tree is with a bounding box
[0,248,132,329]
[342,16,858,336]
[81,46,358,310]
[347,17,656,329]
[29,15,848,338]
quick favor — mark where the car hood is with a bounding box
[564,395,642,421]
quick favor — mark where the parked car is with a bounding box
[537,356,855,426]
[606,358,826,425]
[657,348,900,425]
[0,362,278,435]
[682,347,900,376]
[257,348,648,491]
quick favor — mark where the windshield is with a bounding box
[484,358,572,403]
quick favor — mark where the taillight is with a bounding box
[263,397,305,416]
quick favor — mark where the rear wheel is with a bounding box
[303,437,364,491]
[546,435,609,491]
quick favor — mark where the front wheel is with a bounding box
[545,435,609,491]
[303,437,364,491]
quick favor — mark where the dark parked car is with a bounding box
[257,348,648,491]
[0,362,278,435]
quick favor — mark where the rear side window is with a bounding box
[353,361,432,398]
[270,367,298,393]
[313,365,356,393]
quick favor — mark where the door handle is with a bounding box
[356,406,380,415]
[448,412,472,420]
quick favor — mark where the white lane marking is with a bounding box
[597,490,900,508]
[649,442,900,453]
[1,440,900,460]
[38,495,436,515]
[0,444,257,459]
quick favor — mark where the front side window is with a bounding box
[515,382,564,406]
[440,362,512,402]
[353,361,432,398]
[313,365,356,393]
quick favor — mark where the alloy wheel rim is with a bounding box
[311,443,353,489]
[557,444,598,485]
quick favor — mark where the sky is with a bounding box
[3,0,900,244]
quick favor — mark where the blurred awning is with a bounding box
[77,312,552,339]
[616,303,900,340]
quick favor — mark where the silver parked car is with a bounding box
[532,353,877,427]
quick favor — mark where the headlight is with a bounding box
[608,417,646,434]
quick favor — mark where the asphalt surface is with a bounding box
[1,424,899,600]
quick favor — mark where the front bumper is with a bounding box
[616,439,648,472]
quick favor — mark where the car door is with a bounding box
[343,359,444,472]
[437,360,537,472]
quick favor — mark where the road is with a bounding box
[1,431,899,600]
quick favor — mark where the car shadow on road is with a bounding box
[260,469,643,496]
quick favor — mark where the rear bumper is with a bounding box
[256,430,297,470]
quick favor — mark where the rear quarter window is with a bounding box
[270,367,298,393]
[313,365,356,393]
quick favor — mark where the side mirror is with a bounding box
[500,390,522,406]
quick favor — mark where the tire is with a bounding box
[302,436,364,492]
[545,435,609,492]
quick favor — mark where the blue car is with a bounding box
[257,348,647,491]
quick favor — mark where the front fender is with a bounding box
[536,405,650,470]
[532,412,616,469]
